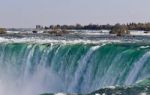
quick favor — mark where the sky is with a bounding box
[0,0,150,28]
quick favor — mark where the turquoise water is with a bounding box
[0,43,150,95]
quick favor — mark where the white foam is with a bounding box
[105,86,116,89]
[130,30,150,36]
[139,92,147,95]
[139,46,150,49]
[55,93,67,95]
[0,37,121,44]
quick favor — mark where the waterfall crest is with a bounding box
[0,43,149,94]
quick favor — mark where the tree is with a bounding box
[0,28,6,34]
[110,24,130,36]
[76,24,83,30]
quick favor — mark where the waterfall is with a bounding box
[0,43,149,95]
[125,51,150,85]
[68,46,100,92]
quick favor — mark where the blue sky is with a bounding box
[0,0,150,28]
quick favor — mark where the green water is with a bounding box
[0,43,149,94]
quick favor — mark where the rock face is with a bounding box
[32,30,38,33]
[110,24,130,36]
[89,85,150,95]
[0,28,6,34]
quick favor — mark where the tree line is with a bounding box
[38,24,113,30]
[127,23,150,31]
[39,23,150,31]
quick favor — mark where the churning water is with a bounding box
[0,37,149,95]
